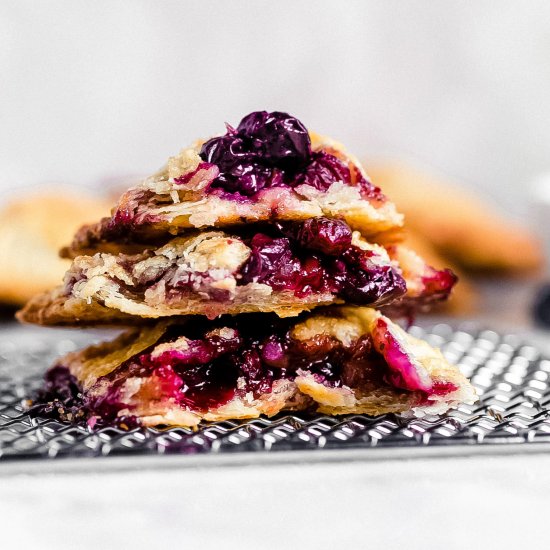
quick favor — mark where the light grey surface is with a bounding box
[1,455,549,549]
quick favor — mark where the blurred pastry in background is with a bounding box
[367,162,543,273]
[0,191,111,306]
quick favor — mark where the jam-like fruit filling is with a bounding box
[33,313,458,428]
[371,318,432,392]
[420,267,457,302]
[32,365,140,430]
[236,218,406,304]
[380,260,457,322]
[197,111,382,200]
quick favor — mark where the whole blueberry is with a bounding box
[199,111,312,196]
[240,234,294,283]
[237,111,311,167]
[277,218,353,256]
[295,151,351,191]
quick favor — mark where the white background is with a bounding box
[2,1,550,218]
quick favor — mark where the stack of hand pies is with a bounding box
[18,112,476,429]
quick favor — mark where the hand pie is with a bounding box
[32,307,477,428]
[367,162,542,273]
[17,218,455,325]
[63,112,404,258]
[0,191,110,305]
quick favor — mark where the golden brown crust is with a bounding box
[61,219,148,259]
[16,287,334,326]
[16,288,140,326]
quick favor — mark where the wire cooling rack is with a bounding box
[2,322,550,468]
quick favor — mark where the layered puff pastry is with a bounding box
[17,218,455,325]
[63,112,403,258]
[32,307,477,428]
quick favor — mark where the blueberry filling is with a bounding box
[198,111,382,199]
[380,263,457,321]
[237,218,406,304]
[421,268,457,300]
[32,366,139,430]
[371,318,433,392]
